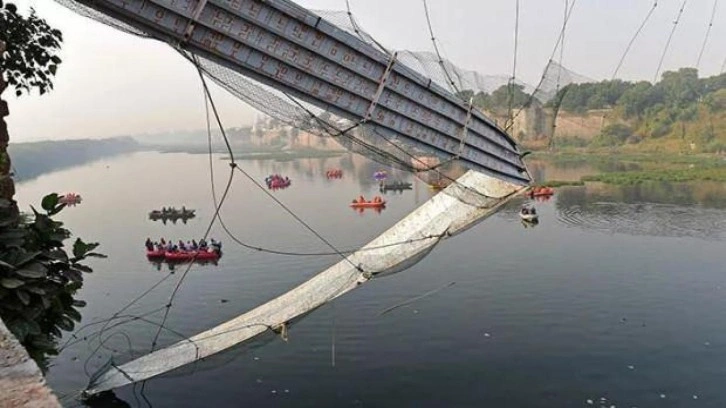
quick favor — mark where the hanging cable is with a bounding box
[554,0,568,95]
[696,0,719,70]
[422,0,462,95]
[506,0,578,133]
[507,0,521,131]
[345,0,392,56]
[612,1,658,79]
[654,0,688,83]
[547,0,570,151]
[721,54,726,74]
[148,55,239,352]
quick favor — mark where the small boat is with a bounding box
[519,207,538,222]
[380,181,412,191]
[373,170,388,181]
[350,196,386,208]
[149,208,196,220]
[59,193,82,206]
[529,186,555,198]
[265,175,291,189]
[326,169,343,178]
[163,250,221,262]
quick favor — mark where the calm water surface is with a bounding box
[15,152,726,407]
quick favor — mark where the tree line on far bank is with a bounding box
[456,68,726,152]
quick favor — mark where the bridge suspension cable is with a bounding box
[507,0,521,130]
[505,0,578,133]
[612,1,658,79]
[696,0,719,70]
[422,0,462,95]
[654,0,688,83]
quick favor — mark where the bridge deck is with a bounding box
[70,0,530,185]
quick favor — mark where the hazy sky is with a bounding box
[5,0,726,142]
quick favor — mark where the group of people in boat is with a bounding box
[379,180,412,191]
[351,195,384,205]
[145,237,221,254]
[326,169,343,178]
[373,170,388,181]
[59,193,82,206]
[265,174,291,189]
[157,206,193,214]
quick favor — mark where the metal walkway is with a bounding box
[67,0,530,185]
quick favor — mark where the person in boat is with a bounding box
[145,238,154,251]
[210,239,221,254]
[530,207,537,215]
[358,195,365,203]
[178,240,186,251]
[521,207,529,215]
[160,238,166,245]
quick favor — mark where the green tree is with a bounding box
[656,68,702,109]
[1,1,63,96]
[1,2,63,215]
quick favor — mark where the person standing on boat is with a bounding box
[145,238,153,251]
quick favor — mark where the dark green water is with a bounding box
[15,152,726,407]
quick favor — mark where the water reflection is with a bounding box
[15,152,726,408]
[526,158,643,183]
[555,183,726,240]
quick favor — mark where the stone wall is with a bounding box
[0,320,61,407]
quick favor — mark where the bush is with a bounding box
[593,123,632,146]
[0,193,104,370]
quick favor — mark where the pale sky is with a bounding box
[5,0,726,142]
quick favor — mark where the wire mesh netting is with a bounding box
[52,0,591,182]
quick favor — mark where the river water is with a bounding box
[15,152,726,407]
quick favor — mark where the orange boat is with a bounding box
[350,196,386,208]
[350,201,386,208]
[529,186,555,197]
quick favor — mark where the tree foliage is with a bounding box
[0,1,63,96]
[0,194,104,370]
[458,84,531,113]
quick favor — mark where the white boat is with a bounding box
[519,208,538,221]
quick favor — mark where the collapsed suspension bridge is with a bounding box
[54,0,535,396]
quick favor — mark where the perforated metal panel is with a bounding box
[71,0,531,185]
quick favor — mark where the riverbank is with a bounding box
[529,151,726,186]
